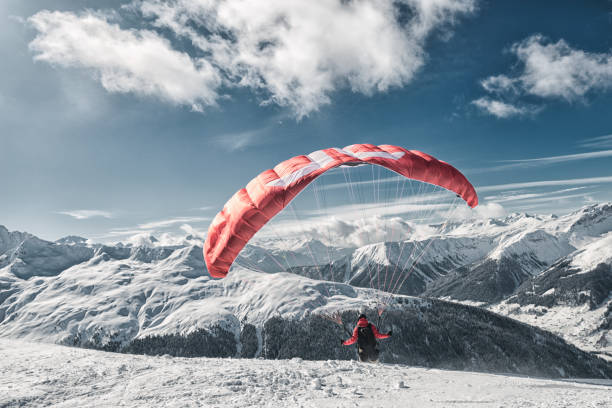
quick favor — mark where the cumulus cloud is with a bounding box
[451,202,505,220]
[471,97,532,118]
[261,215,432,248]
[473,34,612,118]
[29,0,475,117]
[58,209,113,219]
[257,190,464,247]
[179,223,206,239]
[29,10,221,111]
[512,35,612,100]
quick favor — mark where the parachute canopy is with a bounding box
[204,144,478,278]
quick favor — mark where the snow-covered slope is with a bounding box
[422,206,611,303]
[2,339,611,408]
[491,232,612,358]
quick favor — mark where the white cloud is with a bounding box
[305,201,452,221]
[212,127,267,152]
[473,35,612,117]
[483,149,612,171]
[259,190,465,246]
[29,10,221,111]
[484,187,585,203]
[502,149,612,164]
[102,218,208,246]
[500,192,589,206]
[106,228,149,236]
[8,15,26,24]
[451,202,505,220]
[179,223,206,239]
[121,231,197,247]
[472,97,532,118]
[261,215,435,248]
[480,74,518,95]
[29,0,474,118]
[477,176,612,192]
[579,134,612,149]
[141,0,439,117]
[466,146,612,173]
[58,210,113,219]
[320,174,403,192]
[137,216,210,230]
[512,35,612,101]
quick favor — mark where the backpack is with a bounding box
[357,323,375,348]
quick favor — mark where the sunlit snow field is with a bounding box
[1,339,610,408]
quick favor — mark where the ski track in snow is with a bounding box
[1,339,610,408]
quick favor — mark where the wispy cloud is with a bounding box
[105,228,148,237]
[472,97,534,118]
[58,210,113,220]
[579,134,612,149]
[320,174,403,192]
[485,149,612,171]
[304,201,453,220]
[8,15,25,24]
[492,192,590,206]
[484,187,585,203]
[478,176,612,192]
[99,216,210,245]
[212,127,268,152]
[137,217,210,230]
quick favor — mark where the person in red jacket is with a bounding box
[341,314,392,362]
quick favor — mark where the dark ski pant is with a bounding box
[358,345,379,362]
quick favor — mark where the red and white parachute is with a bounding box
[204,144,478,278]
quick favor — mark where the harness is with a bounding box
[357,323,376,348]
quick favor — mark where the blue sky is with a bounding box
[2,0,612,243]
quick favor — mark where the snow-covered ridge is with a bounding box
[571,232,612,271]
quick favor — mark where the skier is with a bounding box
[341,314,392,362]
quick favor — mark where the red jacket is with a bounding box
[342,317,390,346]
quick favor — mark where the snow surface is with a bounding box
[490,301,610,357]
[571,232,612,272]
[487,226,612,357]
[1,339,610,408]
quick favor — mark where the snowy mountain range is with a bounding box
[256,204,612,357]
[1,203,611,376]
